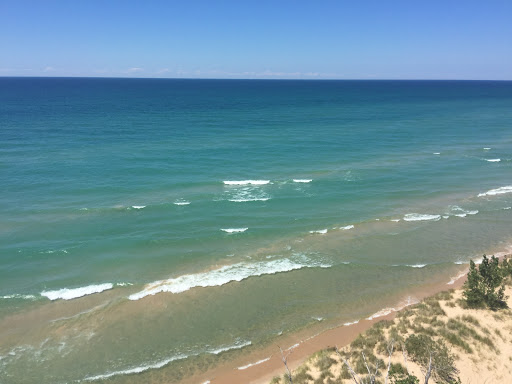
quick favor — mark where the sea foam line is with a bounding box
[478,186,512,197]
[309,229,328,234]
[129,257,330,301]
[83,340,251,382]
[174,200,190,206]
[237,357,271,370]
[366,296,419,320]
[41,283,114,301]
[0,294,37,300]
[223,180,270,185]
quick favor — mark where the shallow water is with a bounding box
[1,78,512,383]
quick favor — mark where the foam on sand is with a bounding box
[41,283,114,301]
[83,340,251,381]
[293,179,312,183]
[223,180,270,185]
[221,228,248,233]
[129,257,330,300]
[403,213,441,222]
[237,357,271,370]
[478,186,512,197]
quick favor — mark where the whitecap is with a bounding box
[174,200,190,206]
[116,282,133,287]
[454,214,467,218]
[485,159,501,162]
[237,357,271,370]
[340,225,354,230]
[479,186,512,197]
[406,264,426,268]
[228,198,270,202]
[293,179,312,183]
[483,147,491,150]
[309,229,328,234]
[403,213,441,222]
[221,228,248,233]
[41,283,114,301]
[223,180,270,185]
[129,257,330,300]
[433,152,441,155]
[504,206,512,210]
[442,215,449,219]
[131,205,146,209]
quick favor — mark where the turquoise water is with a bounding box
[1,78,512,383]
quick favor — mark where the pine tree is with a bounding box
[462,260,484,308]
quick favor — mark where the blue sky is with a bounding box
[1,0,511,79]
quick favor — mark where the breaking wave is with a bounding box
[129,256,330,300]
[41,283,114,301]
[478,186,512,197]
[83,339,251,382]
[221,228,248,233]
[403,213,441,222]
[293,179,312,183]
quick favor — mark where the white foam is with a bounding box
[41,283,113,301]
[390,219,400,222]
[174,200,190,205]
[84,340,251,381]
[483,147,491,150]
[131,206,146,209]
[340,225,354,230]
[286,343,300,351]
[313,316,324,322]
[406,264,426,268]
[442,215,449,219]
[366,296,418,320]
[223,180,270,185]
[454,214,467,218]
[129,257,330,300]
[433,152,441,155]
[478,186,512,197]
[485,159,501,162]
[504,206,512,210]
[221,228,248,233]
[293,179,312,183]
[403,213,441,222]
[237,357,271,370]
[228,198,270,202]
[343,320,359,326]
[116,282,133,287]
[0,294,37,300]
[309,229,328,234]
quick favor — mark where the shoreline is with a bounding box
[183,266,470,384]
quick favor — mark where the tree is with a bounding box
[405,335,459,384]
[463,255,507,310]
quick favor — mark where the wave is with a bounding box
[433,152,441,155]
[485,158,501,162]
[228,197,270,202]
[129,256,330,300]
[83,339,251,382]
[403,213,441,222]
[366,296,418,320]
[0,294,37,300]
[340,225,354,230]
[309,229,328,234]
[406,264,426,268]
[390,219,400,222]
[483,147,491,150]
[504,206,512,210]
[237,357,271,370]
[223,180,270,185]
[131,205,146,209]
[293,179,312,183]
[478,186,512,197]
[221,228,248,233]
[447,270,468,285]
[174,200,190,206]
[343,320,360,326]
[41,283,114,301]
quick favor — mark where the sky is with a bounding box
[1,0,511,80]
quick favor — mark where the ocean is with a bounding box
[1,78,511,383]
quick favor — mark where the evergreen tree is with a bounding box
[462,260,484,308]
